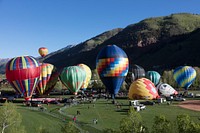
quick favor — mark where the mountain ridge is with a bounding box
[1,13,200,74]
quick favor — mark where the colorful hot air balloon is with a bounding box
[173,66,196,89]
[128,78,159,100]
[77,64,92,90]
[157,83,178,97]
[60,66,86,95]
[146,71,161,86]
[36,63,54,95]
[6,56,40,99]
[38,47,48,57]
[96,45,129,99]
[43,67,62,95]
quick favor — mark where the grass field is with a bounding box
[9,97,200,133]
[59,98,200,132]
[16,105,64,133]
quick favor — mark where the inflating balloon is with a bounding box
[43,67,62,95]
[77,64,92,90]
[128,78,159,100]
[146,71,161,86]
[60,66,86,95]
[96,45,129,99]
[173,66,196,89]
[131,64,145,81]
[36,63,54,95]
[157,83,178,97]
[38,47,48,57]
[6,56,40,99]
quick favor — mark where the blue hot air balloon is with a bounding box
[96,45,129,99]
[173,66,196,89]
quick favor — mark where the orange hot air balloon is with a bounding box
[38,47,48,57]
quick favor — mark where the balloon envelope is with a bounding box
[146,71,161,86]
[60,66,86,95]
[96,45,129,96]
[128,78,159,100]
[6,56,40,99]
[77,64,92,89]
[131,64,145,81]
[36,63,54,95]
[173,66,196,89]
[39,47,48,57]
[157,83,178,97]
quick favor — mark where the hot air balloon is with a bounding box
[125,64,145,86]
[42,67,62,95]
[6,56,40,100]
[173,66,196,89]
[36,63,54,95]
[131,64,145,81]
[77,64,92,90]
[146,71,161,86]
[38,47,48,57]
[157,83,178,97]
[60,66,86,95]
[96,45,129,99]
[128,78,159,100]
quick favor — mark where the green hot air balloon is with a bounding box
[146,71,161,86]
[60,66,86,95]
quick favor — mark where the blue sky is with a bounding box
[0,0,200,58]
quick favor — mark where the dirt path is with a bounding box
[178,100,200,111]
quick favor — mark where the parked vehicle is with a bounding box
[175,97,186,101]
[140,101,155,105]
[31,101,42,107]
[130,100,146,111]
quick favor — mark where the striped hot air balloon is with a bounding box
[131,64,145,81]
[96,45,129,99]
[38,47,48,57]
[146,71,161,86]
[60,66,86,95]
[128,78,160,100]
[6,56,40,100]
[173,66,196,89]
[43,67,62,95]
[77,64,92,90]
[36,63,54,95]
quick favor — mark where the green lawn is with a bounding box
[61,99,200,132]
[17,105,64,133]
[12,98,200,133]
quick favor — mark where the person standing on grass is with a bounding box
[73,115,77,123]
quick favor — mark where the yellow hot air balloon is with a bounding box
[38,47,48,57]
[78,64,92,89]
[128,78,159,100]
